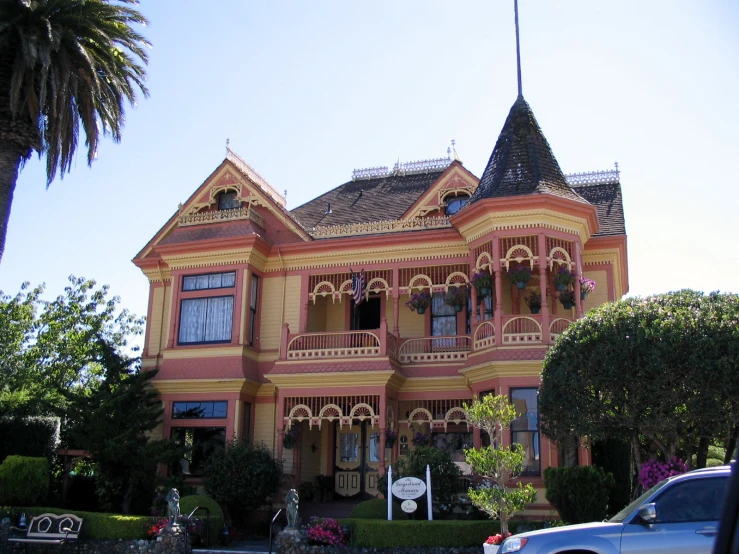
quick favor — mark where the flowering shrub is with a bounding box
[486,533,510,545]
[552,266,575,288]
[506,265,532,285]
[146,516,206,542]
[147,518,167,539]
[639,458,688,489]
[579,277,596,295]
[405,292,431,311]
[305,516,345,546]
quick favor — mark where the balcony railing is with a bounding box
[279,316,576,362]
[398,336,471,363]
[285,330,381,360]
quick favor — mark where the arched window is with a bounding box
[217,190,239,210]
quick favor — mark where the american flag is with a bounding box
[351,270,366,305]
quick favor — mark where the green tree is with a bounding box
[0,0,150,262]
[464,394,537,535]
[203,440,282,521]
[0,276,144,424]
[68,339,180,514]
[539,290,739,468]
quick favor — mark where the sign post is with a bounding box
[387,466,393,520]
[426,464,433,521]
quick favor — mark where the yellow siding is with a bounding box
[325,298,346,332]
[147,284,171,356]
[283,275,301,331]
[398,297,425,337]
[307,296,327,332]
[582,269,608,311]
[259,278,281,349]
[253,402,276,452]
[300,425,322,487]
[501,286,513,314]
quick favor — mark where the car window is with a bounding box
[610,479,670,523]
[654,477,728,523]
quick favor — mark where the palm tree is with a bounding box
[0,0,150,262]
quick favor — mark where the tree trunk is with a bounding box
[122,480,134,515]
[725,425,738,464]
[0,144,22,263]
[695,436,709,469]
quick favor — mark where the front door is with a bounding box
[334,421,381,499]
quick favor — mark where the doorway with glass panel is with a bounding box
[334,421,381,499]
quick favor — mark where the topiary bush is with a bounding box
[350,520,498,547]
[180,494,225,546]
[0,456,49,506]
[544,465,615,524]
[350,498,408,520]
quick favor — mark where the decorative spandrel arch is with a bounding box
[366,277,391,298]
[285,404,313,429]
[549,247,573,270]
[407,408,433,427]
[336,279,354,302]
[444,407,469,431]
[475,252,493,272]
[502,244,536,270]
[349,403,377,422]
[318,404,344,429]
[311,281,337,304]
[407,274,433,292]
[445,272,469,289]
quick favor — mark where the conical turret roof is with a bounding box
[469,96,588,205]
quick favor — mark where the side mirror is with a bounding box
[638,503,657,524]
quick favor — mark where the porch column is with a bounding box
[276,391,285,462]
[574,241,584,318]
[300,274,310,332]
[379,427,387,474]
[392,267,400,336]
[537,233,550,343]
[470,284,479,325]
[492,236,503,346]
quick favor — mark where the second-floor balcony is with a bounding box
[279,315,575,363]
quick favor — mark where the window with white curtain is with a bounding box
[182,271,236,291]
[179,295,234,344]
[431,292,457,349]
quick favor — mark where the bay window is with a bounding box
[178,271,236,345]
[510,387,540,475]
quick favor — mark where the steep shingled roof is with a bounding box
[570,180,625,237]
[470,96,588,205]
[290,170,446,229]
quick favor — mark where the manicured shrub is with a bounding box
[350,498,408,520]
[544,465,615,524]
[0,417,60,462]
[349,520,499,548]
[180,494,225,545]
[0,456,49,506]
[17,507,151,539]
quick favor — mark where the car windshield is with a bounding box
[609,479,671,523]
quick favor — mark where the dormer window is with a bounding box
[217,191,239,210]
[445,194,469,216]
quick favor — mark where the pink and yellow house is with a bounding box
[133,95,628,517]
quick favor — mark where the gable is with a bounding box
[403,162,479,219]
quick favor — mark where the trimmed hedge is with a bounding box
[544,465,616,524]
[0,456,49,505]
[0,417,60,462]
[349,520,500,548]
[180,494,224,545]
[350,499,408,520]
[17,507,152,540]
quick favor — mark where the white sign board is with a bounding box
[391,476,427,499]
[401,500,417,513]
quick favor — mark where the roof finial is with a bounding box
[514,0,523,98]
[226,137,230,154]
[451,139,461,162]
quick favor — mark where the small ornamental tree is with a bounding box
[203,440,281,520]
[464,394,537,534]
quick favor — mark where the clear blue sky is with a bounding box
[1,0,737,322]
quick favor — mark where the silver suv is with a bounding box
[501,466,731,554]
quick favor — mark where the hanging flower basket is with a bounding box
[444,285,469,313]
[385,429,398,448]
[559,290,576,310]
[283,426,299,449]
[471,269,493,297]
[579,277,596,300]
[552,266,575,291]
[506,265,532,289]
[525,291,542,314]
[405,292,431,314]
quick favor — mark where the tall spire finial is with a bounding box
[226,137,230,154]
[514,0,523,98]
